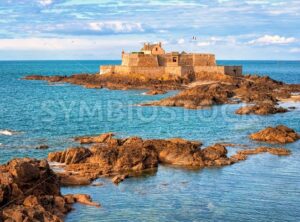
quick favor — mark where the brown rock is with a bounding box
[71,194,100,207]
[202,144,227,161]
[250,125,299,144]
[48,147,92,164]
[0,158,68,222]
[75,132,115,144]
[235,103,287,115]
[112,174,128,185]
[58,173,92,186]
[146,138,204,167]
[7,159,40,183]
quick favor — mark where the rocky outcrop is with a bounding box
[48,136,159,181]
[142,75,300,110]
[47,133,292,184]
[0,158,99,222]
[64,194,100,207]
[143,83,237,109]
[48,147,92,164]
[24,73,184,91]
[24,72,300,112]
[235,103,288,115]
[74,132,114,144]
[250,125,300,144]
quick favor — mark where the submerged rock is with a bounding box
[112,174,128,185]
[250,125,299,144]
[64,194,100,207]
[237,147,291,156]
[145,89,167,95]
[235,103,288,115]
[35,144,49,150]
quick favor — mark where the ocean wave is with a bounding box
[0,129,22,136]
[48,83,66,87]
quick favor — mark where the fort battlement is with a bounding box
[100,42,242,80]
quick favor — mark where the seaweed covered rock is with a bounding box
[250,125,299,144]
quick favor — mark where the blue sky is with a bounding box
[0,0,299,60]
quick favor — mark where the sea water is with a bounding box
[0,60,299,221]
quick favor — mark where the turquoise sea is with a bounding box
[0,60,300,221]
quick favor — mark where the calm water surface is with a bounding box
[0,60,299,221]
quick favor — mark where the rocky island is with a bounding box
[24,43,300,114]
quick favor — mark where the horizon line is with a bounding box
[0,59,299,62]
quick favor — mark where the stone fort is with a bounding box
[100,42,242,80]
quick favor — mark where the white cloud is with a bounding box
[290,48,300,53]
[38,0,53,6]
[0,38,138,51]
[197,41,212,47]
[248,35,297,45]
[195,36,237,47]
[88,21,144,33]
[177,38,185,44]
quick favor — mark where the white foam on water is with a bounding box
[0,129,21,136]
[279,101,300,109]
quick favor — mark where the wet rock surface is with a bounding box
[0,158,99,222]
[250,125,300,144]
[47,133,291,184]
[235,103,288,115]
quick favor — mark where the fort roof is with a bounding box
[141,44,157,51]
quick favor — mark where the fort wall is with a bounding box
[100,65,242,79]
[193,54,216,66]
[122,53,159,67]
